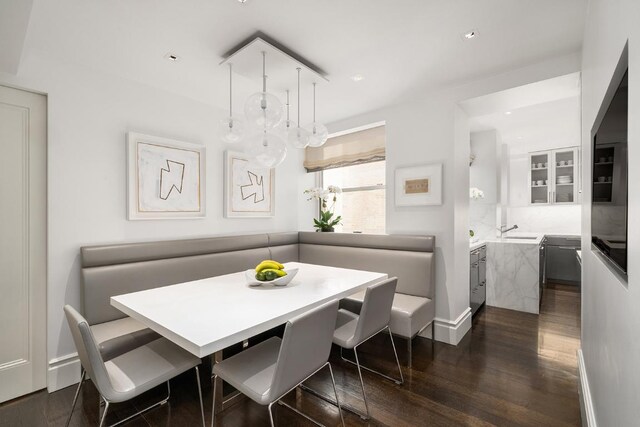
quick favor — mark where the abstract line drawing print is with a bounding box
[159,160,185,200]
[128,132,205,220]
[225,150,275,217]
[240,171,265,203]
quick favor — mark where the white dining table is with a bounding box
[111,261,386,410]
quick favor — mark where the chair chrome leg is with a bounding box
[327,363,345,427]
[387,328,404,384]
[65,369,86,427]
[211,374,217,427]
[339,328,404,385]
[353,346,371,420]
[268,401,276,427]
[277,400,324,427]
[195,367,206,427]
[407,336,412,368]
[98,400,110,427]
[102,381,171,427]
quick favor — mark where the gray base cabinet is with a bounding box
[470,246,487,315]
[544,236,581,284]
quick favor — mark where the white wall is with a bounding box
[326,52,581,344]
[580,0,640,424]
[0,51,307,390]
[470,130,498,240]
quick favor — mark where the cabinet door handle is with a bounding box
[558,246,577,250]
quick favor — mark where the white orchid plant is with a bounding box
[470,187,485,200]
[469,187,485,238]
[304,185,342,232]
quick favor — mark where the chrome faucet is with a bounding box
[498,224,518,237]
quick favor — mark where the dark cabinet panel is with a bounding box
[545,236,581,284]
[470,246,486,316]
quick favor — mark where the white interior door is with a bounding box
[0,85,47,403]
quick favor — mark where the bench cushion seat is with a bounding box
[90,317,160,361]
[343,291,434,338]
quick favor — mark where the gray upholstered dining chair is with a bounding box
[211,300,344,427]
[332,277,403,419]
[63,305,205,427]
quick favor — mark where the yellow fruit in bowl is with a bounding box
[255,260,285,273]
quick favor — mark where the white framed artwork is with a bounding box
[127,132,205,220]
[224,150,275,218]
[395,163,443,206]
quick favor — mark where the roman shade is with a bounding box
[303,125,385,172]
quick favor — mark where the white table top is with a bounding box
[111,262,387,357]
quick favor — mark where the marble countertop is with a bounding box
[469,239,486,251]
[470,232,582,251]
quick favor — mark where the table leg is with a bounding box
[211,347,246,412]
[212,351,223,412]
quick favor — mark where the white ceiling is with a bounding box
[468,73,581,154]
[21,0,587,124]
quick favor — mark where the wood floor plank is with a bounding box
[0,283,581,426]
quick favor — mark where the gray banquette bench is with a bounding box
[80,232,435,366]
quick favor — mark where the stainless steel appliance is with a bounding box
[470,246,486,315]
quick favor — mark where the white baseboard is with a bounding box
[48,353,81,392]
[425,307,472,345]
[577,349,597,427]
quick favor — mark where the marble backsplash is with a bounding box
[506,205,581,234]
[470,203,497,241]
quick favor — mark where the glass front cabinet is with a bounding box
[528,147,579,205]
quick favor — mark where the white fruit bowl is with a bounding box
[245,268,299,287]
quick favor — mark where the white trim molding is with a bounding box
[47,353,81,392]
[577,349,597,427]
[420,307,472,345]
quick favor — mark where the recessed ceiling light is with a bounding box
[505,111,512,115]
[462,30,478,40]
[237,0,247,3]
[351,74,364,82]
[164,53,180,62]
[517,136,524,140]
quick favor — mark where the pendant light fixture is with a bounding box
[243,51,287,168]
[218,63,245,144]
[244,51,284,130]
[286,68,310,149]
[305,82,329,147]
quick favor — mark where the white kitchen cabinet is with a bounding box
[528,147,579,205]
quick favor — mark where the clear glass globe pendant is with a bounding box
[244,51,284,130]
[244,130,287,168]
[219,116,245,144]
[219,63,245,144]
[305,82,328,147]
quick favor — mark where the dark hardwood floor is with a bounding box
[0,283,581,427]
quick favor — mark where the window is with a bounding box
[322,161,386,234]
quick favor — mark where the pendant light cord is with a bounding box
[297,67,301,128]
[229,63,233,118]
[286,90,290,124]
[313,82,317,123]
[262,51,267,93]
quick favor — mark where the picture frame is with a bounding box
[127,132,205,220]
[395,163,443,206]
[224,150,275,218]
